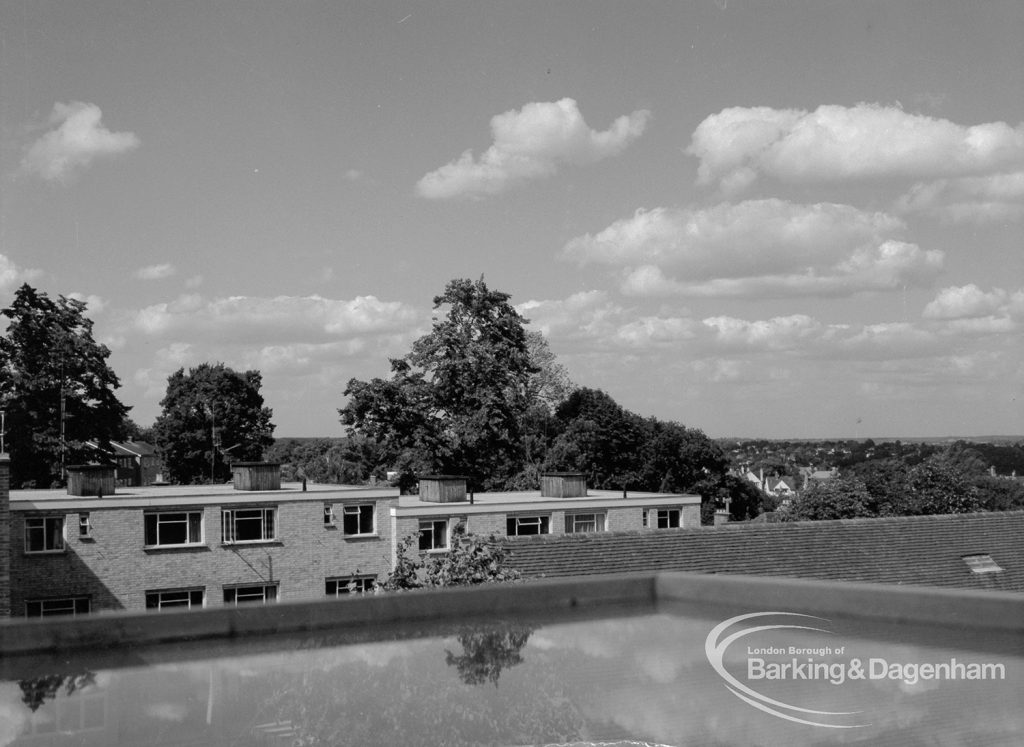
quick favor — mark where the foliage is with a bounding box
[0,285,130,487]
[342,277,538,490]
[19,671,97,712]
[380,523,520,591]
[153,362,274,484]
[780,476,874,521]
[901,459,981,515]
[264,435,386,484]
[445,623,534,686]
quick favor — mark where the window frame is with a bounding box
[643,507,681,529]
[223,583,279,605]
[325,576,377,596]
[24,515,66,554]
[25,597,91,618]
[506,514,551,536]
[564,512,606,534]
[221,506,277,544]
[145,588,205,611]
[342,503,375,536]
[144,510,204,548]
[418,518,450,551]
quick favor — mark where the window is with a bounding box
[145,588,205,610]
[221,507,276,543]
[325,576,376,596]
[224,584,278,605]
[25,516,65,553]
[564,513,606,534]
[324,504,335,526]
[419,519,449,551]
[26,597,90,617]
[644,508,680,529]
[342,504,375,535]
[963,554,1003,574]
[145,511,203,547]
[78,513,92,538]
[506,515,550,536]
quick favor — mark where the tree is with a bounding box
[781,476,874,521]
[0,285,130,487]
[153,362,274,484]
[380,523,520,591]
[342,278,539,490]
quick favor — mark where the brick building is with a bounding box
[5,465,702,618]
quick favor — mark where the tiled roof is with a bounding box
[503,511,1024,592]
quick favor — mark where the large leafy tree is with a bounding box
[0,284,130,487]
[153,362,274,484]
[342,277,537,490]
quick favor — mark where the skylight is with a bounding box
[962,554,1003,574]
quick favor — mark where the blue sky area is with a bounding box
[2,1,1022,438]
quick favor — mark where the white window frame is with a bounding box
[643,508,681,529]
[25,516,66,554]
[144,510,204,548]
[564,512,606,534]
[145,588,205,610]
[325,576,376,596]
[221,507,277,544]
[223,583,278,605]
[418,518,449,551]
[25,597,91,618]
[342,503,375,536]
[506,514,551,536]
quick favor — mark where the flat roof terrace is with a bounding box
[9,481,400,511]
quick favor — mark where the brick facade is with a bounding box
[0,456,10,617]
[10,490,397,615]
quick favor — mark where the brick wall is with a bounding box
[10,495,397,615]
[0,456,9,617]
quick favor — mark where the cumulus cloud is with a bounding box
[896,171,1024,223]
[133,293,421,344]
[417,98,650,199]
[516,290,625,341]
[922,284,1011,320]
[21,101,139,182]
[134,263,177,280]
[0,254,42,293]
[686,104,1024,193]
[67,292,107,314]
[562,199,941,299]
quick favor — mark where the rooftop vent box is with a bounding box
[418,475,468,503]
[66,465,116,497]
[541,472,587,498]
[232,462,281,491]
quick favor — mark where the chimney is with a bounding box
[714,509,731,526]
[231,462,281,491]
[417,475,469,503]
[541,472,587,498]
[0,454,9,616]
[66,464,116,497]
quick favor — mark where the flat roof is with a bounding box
[395,488,700,516]
[10,481,399,510]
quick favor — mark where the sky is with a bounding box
[1,1,1022,440]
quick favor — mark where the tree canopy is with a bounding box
[153,362,275,484]
[0,284,130,487]
[342,277,539,490]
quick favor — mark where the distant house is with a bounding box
[86,441,161,487]
[801,466,838,490]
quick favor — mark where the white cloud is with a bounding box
[687,104,1024,193]
[562,200,941,299]
[417,98,650,199]
[896,171,1024,223]
[21,101,139,182]
[702,314,823,351]
[516,290,624,341]
[0,254,42,293]
[133,293,421,344]
[184,275,204,289]
[134,263,177,280]
[923,284,1010,319]
[67,292,107,314]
